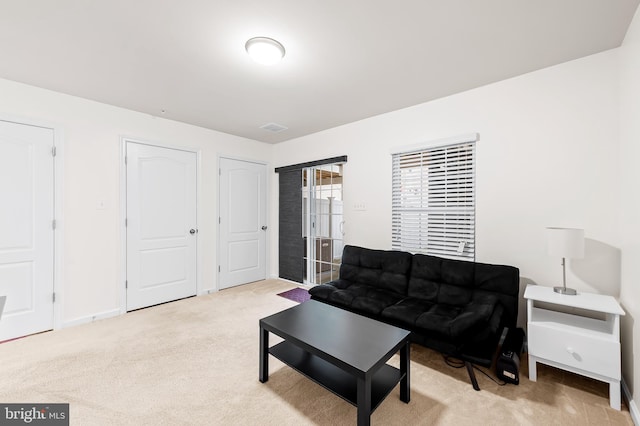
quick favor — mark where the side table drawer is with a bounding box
[528,323,620,380]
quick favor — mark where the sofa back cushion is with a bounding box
[339,245,412,294]
[472,262,520,328]
[408,254,520,327]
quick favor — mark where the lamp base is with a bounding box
[554,286,577,295]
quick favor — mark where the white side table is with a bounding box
[524,284,625,410]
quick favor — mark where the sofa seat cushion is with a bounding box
[381,294,501,340]
[309,280,404,316]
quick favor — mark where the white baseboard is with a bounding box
[61,308,121,329]
[622,379,639,425]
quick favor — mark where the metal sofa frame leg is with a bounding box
[465,362,480,391]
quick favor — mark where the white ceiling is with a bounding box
[0,1,638,143]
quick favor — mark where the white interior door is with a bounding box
[0,120,54,340]
[126,142,197,311]
[219,158,267,289]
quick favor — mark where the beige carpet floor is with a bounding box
[0,279,633,425]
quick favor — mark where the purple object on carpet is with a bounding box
[277,287,311,303]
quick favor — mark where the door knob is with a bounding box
[190,229,196,234]
[261,226,268,231]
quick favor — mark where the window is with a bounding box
[391,135,476,261]
[302,164,344,284]
[275,156,347,284]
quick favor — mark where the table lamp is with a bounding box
[547,227,584,295]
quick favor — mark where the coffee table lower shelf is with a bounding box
[270,341,404,412]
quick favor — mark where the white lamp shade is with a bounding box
[546,227,585,259]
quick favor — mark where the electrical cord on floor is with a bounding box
[443,355,465,368]
[442,355,507,386]
[472,364,506,386]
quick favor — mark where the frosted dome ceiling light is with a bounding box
[245,37,285,65]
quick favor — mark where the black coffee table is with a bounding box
[259,300,411,426]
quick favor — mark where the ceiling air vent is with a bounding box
[260,122,288,133]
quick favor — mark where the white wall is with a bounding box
[271,42,640,414]
[272,49,620,302]
[619,5,640,421]
[0,78,272,326]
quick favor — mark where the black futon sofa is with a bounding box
[308,245,520,390]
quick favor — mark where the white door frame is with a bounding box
[0,113,64,332]
[119,137,202,314]
[217,155,270,291]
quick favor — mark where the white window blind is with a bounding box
[391,140,475,261]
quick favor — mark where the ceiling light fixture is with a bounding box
[245,37,285,66]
